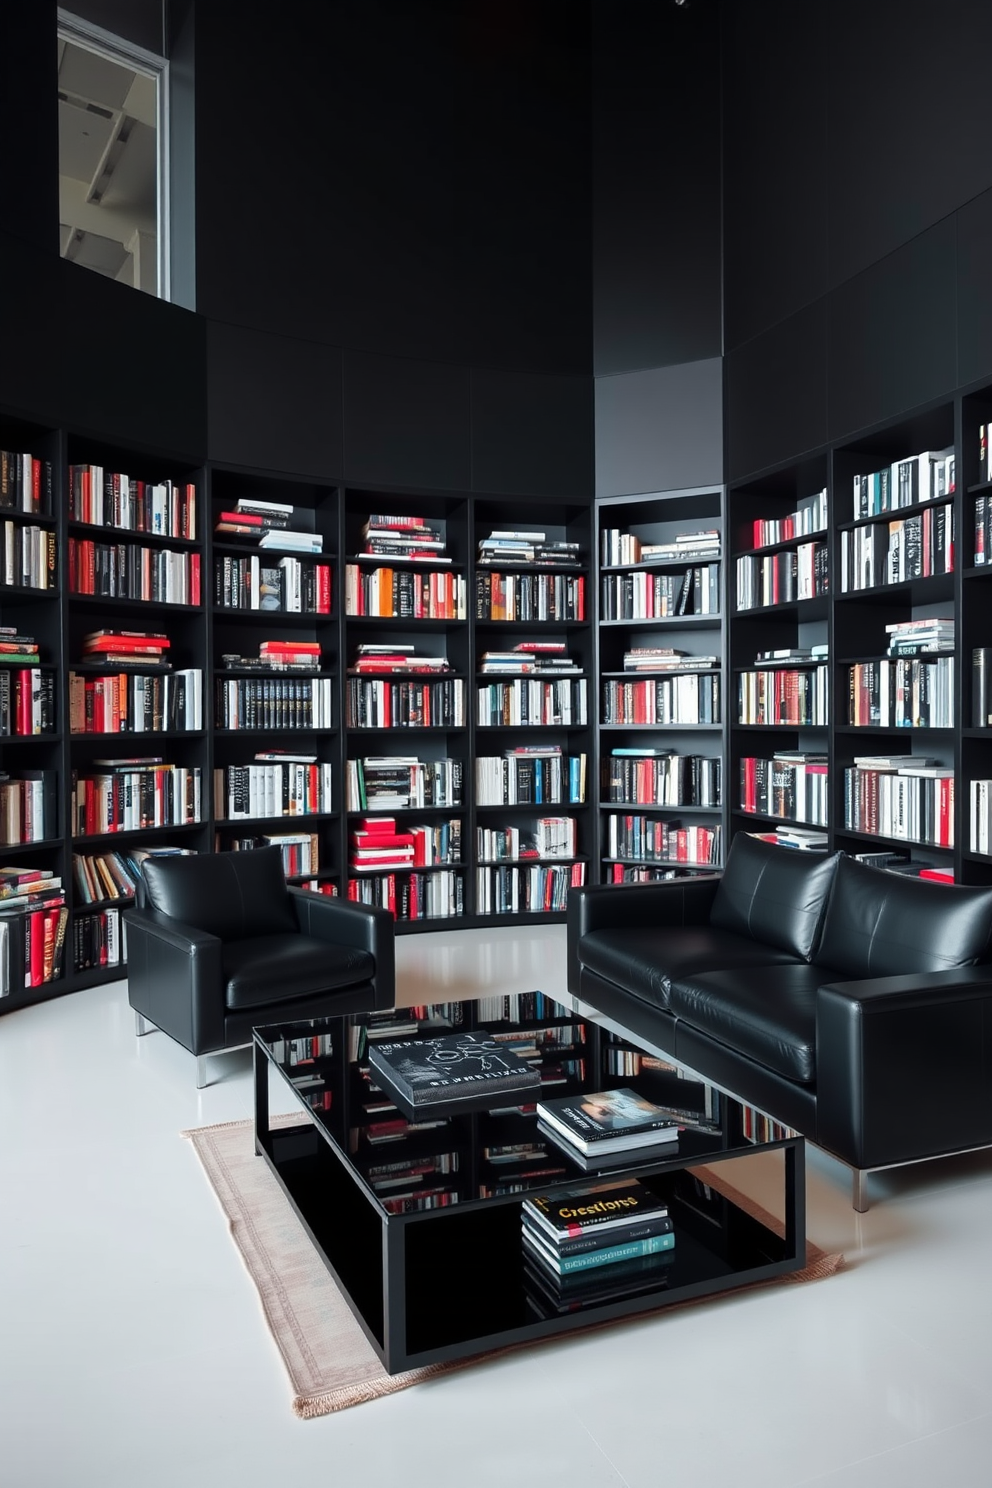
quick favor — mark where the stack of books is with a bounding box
[639,529,721,563]
[622,647,719,672]
[215,498,322,553]
[82,630,171,670]
[350,817,416,871]
[349,644,451,673]
[477,530,581,567]
[479,642,580,674]
[361,515,450,562]
[754,645,828,667]
[0,629,40,663]
[259,639,321,670]
[536,1086,680,1169]
[886,618,954,655]
[522,1178,675,1314]
[0,866,68,992]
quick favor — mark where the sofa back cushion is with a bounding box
[141,846,298,941]
[816,854,992,977]
[709,834,839,962]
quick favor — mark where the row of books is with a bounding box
[601,674,721,727]
[737,666,828,727]
[475,861,586,915]
[344,565,465,619]
[600,564,719,620]
[2,521,56,589]
[602,750,722,808]
[840,503,954,592]
[968,780,992,855]
[0,668,56,736]
[0,771,55,844]
[68,540,201,605]
[0,450,52,514]
[973,492,992,564]
[476,817,578,862]
[213,758,333,821]
[346,756,463,811]
[346,870,464,920]
[353,816,462,869]
[600,528,720,567]
[73,906,126,972]
[69,466,196,539]
[604,816,721,868]
[73,763,202,836]
[750,488,827,548]
[213,553,331,613]
[734,542,827,611]
[852,448,955,520]
[847,657,954,729]
[739,753,828,826]
[475,750,587,806]
[474,571,585,623]
[477,529,580,568]
[216,675,334,731]
[219,832,321,876]
[0,903,68,993]
[476,677,587,728]
[69,670,203,734]
[72,849,148,904]
[843,758,954,847]
[346,676,465,729]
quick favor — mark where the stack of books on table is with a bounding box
[536,1086,681,1169]
[361,515,450,562]
[522,1178,675,1315]
[215,498,323,553]
[477,530,581,568]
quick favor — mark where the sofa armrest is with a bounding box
[124,912,225,1053]
[816,967,992,1170]
[566,876,721,995]
[289,890,395,1009]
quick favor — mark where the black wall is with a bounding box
[1,1,594,498]
[723,0,992,479]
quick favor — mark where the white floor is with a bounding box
[3,924,992,1488]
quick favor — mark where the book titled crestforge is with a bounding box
[368,1031,540,1117]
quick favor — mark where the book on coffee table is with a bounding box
[536,1087,680,1155]
[368,1030,540,1119]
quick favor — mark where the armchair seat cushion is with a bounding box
[579,925,802,1011]
[669,962,851,1084]
[222,934,375,1011]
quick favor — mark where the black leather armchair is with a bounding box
[125,847,395,1086]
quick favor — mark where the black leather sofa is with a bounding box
[567,835,992,1208]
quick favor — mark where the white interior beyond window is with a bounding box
[57,12,168,298]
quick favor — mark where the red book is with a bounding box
[29,909,45,986]
[919,868,954,883]
[190,552,201,606]
[317,565,331,613]
[218,510,262,526]
[261,640,320,654]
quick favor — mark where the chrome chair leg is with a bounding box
[134,1011,153,1037]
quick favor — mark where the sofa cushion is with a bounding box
[708,834,840,962]
[142,846,298,941]
[578,925,802,1011]
[222,933,375,1011]
[669,962,851,1084]
[816,855,992,978]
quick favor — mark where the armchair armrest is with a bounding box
[815,967,992,1170]
[566,876,721,995]
[124,911,225,1054]
[289,890,395,1009]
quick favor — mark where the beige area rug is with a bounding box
[182,1116,843,1419]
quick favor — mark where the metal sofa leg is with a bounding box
[196,1054,210,1090]
[853,1170,869,1213]
[134,1011,153,1037]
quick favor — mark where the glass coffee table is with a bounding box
[253,991,805,1375]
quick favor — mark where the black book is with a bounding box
[367,1030,540,1118]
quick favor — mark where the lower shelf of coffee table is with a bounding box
[258,1121,806,1373]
